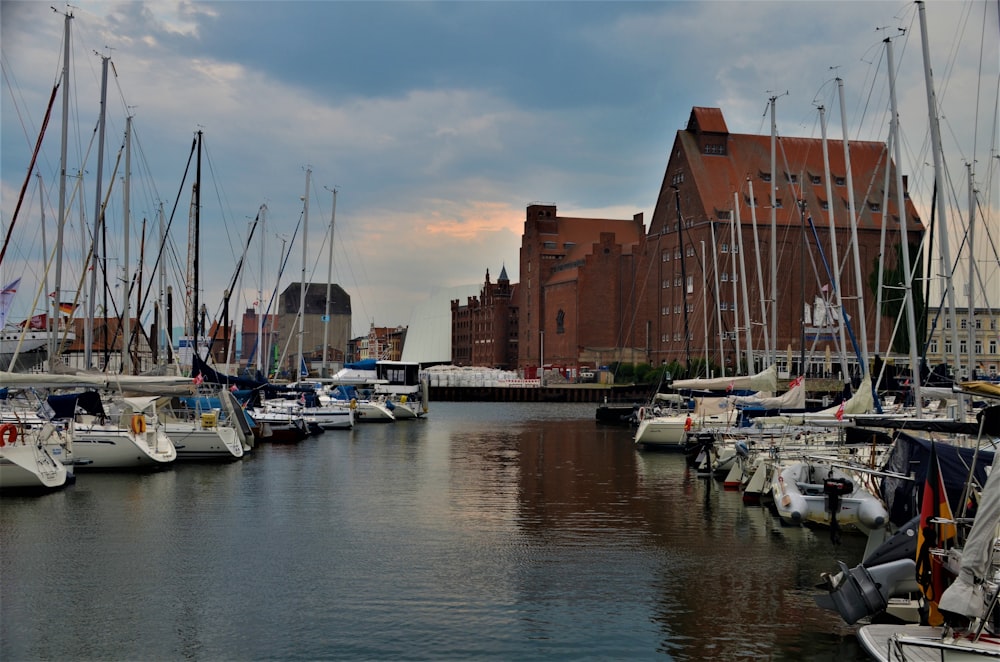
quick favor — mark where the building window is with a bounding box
[945,318,952,329]
[720,301,729,311]
[773,198,783,208]
[786,172,798,184]
[717,210,731,220]
[759,171,771,182]
[721,243,729,253]
[745,195,758,208]
[686,303,694,313]
[674,277,682,287]
[975,318,982,329]
[930,340,938,353]
[686,246,695,257]
[811,174,821,185]
[662,307,669,315]
[820,200,829,210]
[945,342,952,354]
[868,202,881,212]
[674,305,681,314]
[731,244,738,254]
[662,251,669,262]
[960,341,968,354]
[671,172,685,185]
[687,276,694,293]
[721,272,729,282]
[960,319,968,330]
[675,249,682,259]
[835,176,846,186]
[975,341,983,354]
[662,280,669,289]
[989,340,997,354]
[705,143,725,155]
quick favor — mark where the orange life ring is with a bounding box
[684,416,693,432]
[130,413,147,435]
[0,423,17,447]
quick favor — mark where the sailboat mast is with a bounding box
[322,187,337,377]
[709,222,724,377]
[885,36,922,415]
[123,116,132,374]
[85,54,109,369]
[837,78,870,379]
[52,9,72,361]
[818,105,850,381]
[257,204,266,376]
[734,192,754,371]
[769,96,778,370]
[966,165,976,379]
[747,177,770,365]
[917,1,962,386]
[298,168,311,379]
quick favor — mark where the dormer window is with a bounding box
[759,171,771,182]
[785,172,798,184]
[835,176,846,186]
[868,202,881,212]
[810,174,821,185]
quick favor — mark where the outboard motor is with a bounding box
[814,516,921,624]
[824,475,854,544]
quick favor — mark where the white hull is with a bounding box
[353,401,395,423]
[166,423,244,461]
[72,416,176,469]
[302,405,354,430]
[386,399,424,420]
[0,427,68,490]
[633,414,689,448]
[858,624,1000,661]
[771,460,888,531]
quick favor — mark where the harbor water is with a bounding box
[1,402,870,660]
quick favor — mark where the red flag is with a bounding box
[193,373,204,385]
[26,313,47,330]
[915,442,957,625]
[789,375,804,389]
[835,400,845,421]
[726,380,735,393]
[230,384,238,392]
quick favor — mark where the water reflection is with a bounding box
[2,402,869,660]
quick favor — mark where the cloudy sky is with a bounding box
[2,1,996,340]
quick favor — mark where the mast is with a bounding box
[257,205,267,376]
[194,130,202,364]
[298,168,311,380]
[709,222,724,376]
[819,105,850,382]
[85,54,109,369]
[322,187,338,377]
[837,78,870,379]
[673,186,691,371]
[52,9,72,361]
[734,192,754,371]
[157,202,165,365]
[123,116,132,374]
[747,177,770,366]
[966,165,976,379]
[886,36,922,415]
[769,95,778,369]
[701,240,709,376]
[917,1,962,394]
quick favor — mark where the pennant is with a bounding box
[193,373,204,385]
[789,375,804,389]
[0,277,21,328]
[915,442,957,625]
[835,400,845,421]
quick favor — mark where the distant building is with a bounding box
[348,325,406,362]
[451,266,518,369]
[273,282,351,376]
[924,306,1000,380]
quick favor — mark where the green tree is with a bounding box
[869,240,925,355]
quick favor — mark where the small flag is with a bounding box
[789,375,804,389]
[820,283,829,293]
[193,373,204,385]
[59,302,78,315]
[230,384,238,392]
[726,380,735,393]
[835,400,845,421]
[916,442,957,625]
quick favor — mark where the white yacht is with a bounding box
[0,421,70,490]
[71,395,177,469]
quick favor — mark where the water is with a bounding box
[1,402,870,661]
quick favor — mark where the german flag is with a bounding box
[59,302,78,315]
[915,441,958,625]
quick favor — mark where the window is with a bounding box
[686,303,694,313]
[662,251,669,262]
[720,301,729,311]
[662,280,669,289]
[773,198,783,209]
[945,342,953,354]
[731,244,738,254]
[975,341,983,354]
[945,319,952,329]
[721,243,729,253]
[811,174,821,185]
[745,195,758,208]
[820,200,829,210]
[868,202,881,212]
[717,211,731,220]
[975,319,982,329]
[671,172,685,185]
[960,319,968,330]
[786,172,798,184]
[705,143,725,155]
[759,172,771,182]
[930,340,938,353]
[835,176,846,186]
[721,272,729,282]
[675,249,682,259]
[687,276,693,293]
[686,246,695,257]
[662,307,669,316]
[675,277,682,287]
[674,305,681,314]
[989,340,997,354]
[543,241,557,249]
[960,341,968,354]
[732,272,738,283]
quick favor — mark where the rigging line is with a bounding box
[0,82,59,268]
[134,136,198,324]
[204,210,260,360]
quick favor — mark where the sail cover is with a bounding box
[670,364,778,392]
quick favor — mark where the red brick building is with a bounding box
[518,204,646,372]
[451,267,518,368]
[458,106,923,378]
[639,106,923,376]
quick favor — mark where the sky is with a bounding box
[1,1,997,340]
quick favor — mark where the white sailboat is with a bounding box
[0,419,70,490]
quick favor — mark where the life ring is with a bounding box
[638,406,646,421]
[684,416,693,432]
[349,398,358,410]
[130,413,147,435]
[0,423,17,447]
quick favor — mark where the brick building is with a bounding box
[272,282,351,375]
[518,204,646,372]
[451,266,518,368]
[638,106,923,377]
